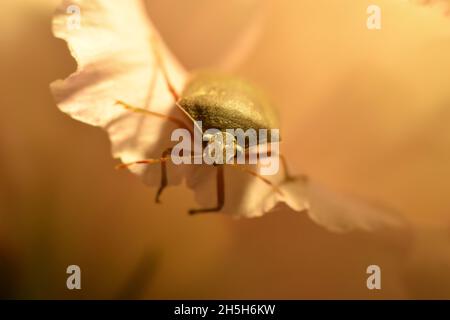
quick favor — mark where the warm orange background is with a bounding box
[1,0,450,299]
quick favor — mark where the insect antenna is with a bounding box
[115,152,202,170]
[115,100,194,136]
[244,144,297,181]
[229,164,284,196]
[149,33,203,135]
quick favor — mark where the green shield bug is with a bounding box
[116,36,295,214]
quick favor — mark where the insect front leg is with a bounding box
[188,165,225,214]
[155,147,172,203]
[279,154,308,182]
[116,147,173,203]
[117,148,204,206]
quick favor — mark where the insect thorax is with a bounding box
[179,72,280,148]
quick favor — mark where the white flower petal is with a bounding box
[305,181,406,233]
[51,0,188,187]
[186,157,309,218]
[51,0,304,219]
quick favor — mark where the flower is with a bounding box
[51,0,416,232]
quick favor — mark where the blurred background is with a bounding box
[1,0,450,299]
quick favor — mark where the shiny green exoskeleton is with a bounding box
[179,72,280,148]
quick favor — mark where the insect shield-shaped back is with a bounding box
[179,72,281,150]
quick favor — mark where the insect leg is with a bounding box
[188,165,225,214]
[279,154,308,182]
[243,146,291,192]
[245,144,305,182]
[116,147,175,204]
[155,147,172,203]
[230,164,284,196]
[115,156,170,169]
[115,100,193,135]
[117,149,204,204]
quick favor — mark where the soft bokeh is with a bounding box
[1,0,450,299]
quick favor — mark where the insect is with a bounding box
[115,36,297,214]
